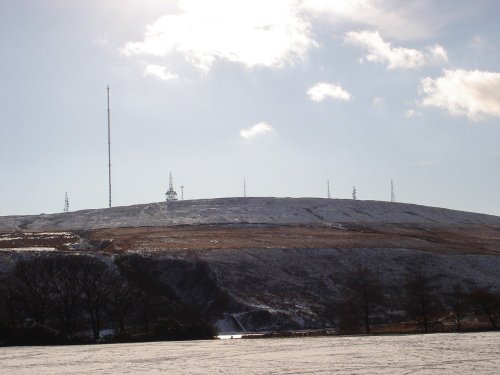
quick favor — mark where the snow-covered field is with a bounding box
[1,197,499,231]
[1,332,499,374]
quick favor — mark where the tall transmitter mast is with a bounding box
[107,85,112,208]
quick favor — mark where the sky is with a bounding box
[1,0,500,216]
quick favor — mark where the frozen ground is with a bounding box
[1,197,499,231]
[1,332,499,374]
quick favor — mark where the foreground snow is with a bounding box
[1,332,499,374]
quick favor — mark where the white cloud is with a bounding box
[471,35,483,46]
[405,109,422,118]
[469,35,488,50]
[428,44,448,63]
[345,30,448,70]
[143,64,178,80]
[420,69,500,121]
[372,96,385,107]
[301,0,443,40]
[240,122,275,139]
[302,0,375,20]
[307,82,351,102]
[94,32,109,46]
[414,160,435,167]
[122,0,316,74]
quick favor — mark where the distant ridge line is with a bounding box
[1,197,499,231]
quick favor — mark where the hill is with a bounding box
[1,197,500,231]
[1,198,499,339]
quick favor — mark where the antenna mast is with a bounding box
[165,172,178,202]
[243,179,246,197]
[327,179,331,199]
[64,192,69,213]
[107,85,112,208]
[391,179,395,202]
[181,185,184,200]
[352,186,357,200]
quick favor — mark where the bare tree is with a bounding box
[13,256,54,326]
[108,280,138,337]
[446,283,468,332]
[50,255,83,336]
[467,286,499,330]
[78,257,119,341]
[338,265,383,334]
[114,254,177,334]
[0,276,19,341]
[404,269,441,333]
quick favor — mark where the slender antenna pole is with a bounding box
[327,179,331,199]
[391,179,395,202]
[107,85,112,208]
[244,179,246,198]
[64,192,69,213]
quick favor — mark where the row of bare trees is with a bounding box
[330,265,500,334]
[0,254,216,345]
[1,254,499,344]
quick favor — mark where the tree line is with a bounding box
[1,254,499,346]
[327,265,500,334]
[0,254,217,346]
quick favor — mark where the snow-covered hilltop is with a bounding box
[1,197,500,231]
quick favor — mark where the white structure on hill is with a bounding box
[166,173,178,202]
